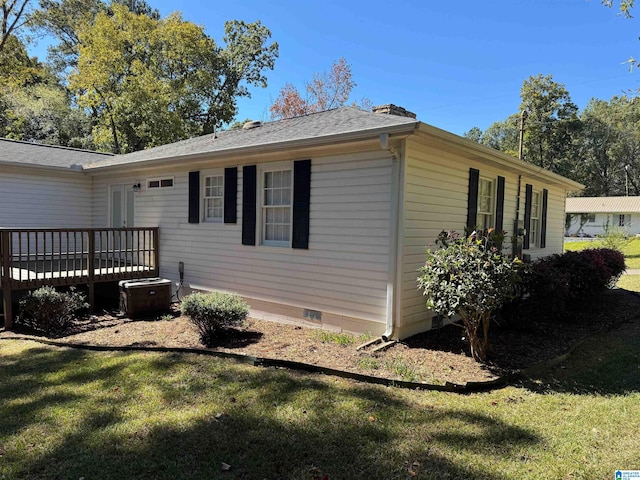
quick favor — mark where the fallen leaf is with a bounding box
[368,416,375,422]
[221,462,231,471]
[408,469,417,476]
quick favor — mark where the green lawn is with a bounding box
[565,237,640,269]
[617,274,640,292]
[2,332,640,479]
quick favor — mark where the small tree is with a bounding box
[597,221,632,252]
[417,230,522,362]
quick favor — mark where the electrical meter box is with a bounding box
[119,278,172,317]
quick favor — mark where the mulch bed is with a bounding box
[2,289,640,386]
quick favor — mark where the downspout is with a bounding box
[379,133,402,341]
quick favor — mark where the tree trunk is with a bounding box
[461,311,491,362]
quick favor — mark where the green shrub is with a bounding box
[525,248,626,319]
[18,286,88,334]
[181,291,249,346]
[597,223,631,252]
[417,230,522,362]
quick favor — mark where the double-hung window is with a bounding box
[530,191,541,247]
[262,167,292,245]
[476,178,494,230]
[203,174,224,222]
[619,214,627,227]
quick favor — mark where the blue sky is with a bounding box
[34,0,640,135]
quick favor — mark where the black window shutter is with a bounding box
[495,176,505,233]
[242,165,257,245]
[188,171,200,224]
[224,167,237,224]
[466,168,480,231]
[540,188,549,248]
[292,159,311,249]
[523,183,533,250]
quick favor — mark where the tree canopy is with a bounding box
[0,0,278,153]
[464,74,640,197]
[270,57,370,120]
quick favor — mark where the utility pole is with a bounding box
[625,165,630,196]
[518,110,528,160]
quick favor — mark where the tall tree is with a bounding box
[0,0,33,52]
[0,32,92,146]
[270,57,369,119]
[69,5,278,153]
[463,114,520,157]
[30,0,159,73]
[519,74,581,174]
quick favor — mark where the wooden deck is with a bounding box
[1,228,159,329]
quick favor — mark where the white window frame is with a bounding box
[258,162,293,247]
[530,190,541,248]
[202,172,224,223]
[476,177,495,231]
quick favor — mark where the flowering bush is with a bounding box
[417,230,522,362]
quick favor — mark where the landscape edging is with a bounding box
[0,323,626,393]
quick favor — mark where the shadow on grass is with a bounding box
[518,318,640,395]
[0,342,540,480]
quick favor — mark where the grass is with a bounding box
[2,330,640,479]
[313,330,371,346]
[617,274,640,292]
[565,237,640,269]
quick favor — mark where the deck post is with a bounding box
[87,230,95,313]
[1,231,13,330]
[153,227,160,276]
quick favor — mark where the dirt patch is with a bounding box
[3,289,640,386]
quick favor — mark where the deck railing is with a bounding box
[1,227,159,329]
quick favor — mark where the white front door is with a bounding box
[110,184,135,228]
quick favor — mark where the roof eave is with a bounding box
[84,122,419,172]
[0,160,86,173]
[415,123,585,191]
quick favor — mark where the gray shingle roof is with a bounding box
[0,138,113,169]
[87,107,419,169]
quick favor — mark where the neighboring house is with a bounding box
[565,196,640,237]
[1,105,582,339]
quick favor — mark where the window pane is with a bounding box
[282,170,291,186]
[262,169,292,243]
[203,175,224,221]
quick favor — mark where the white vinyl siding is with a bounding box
[203,174,224,222]
[0,167,92,228]
[399,137,520,338]
[91,150,393,333]
[567,212,640,236]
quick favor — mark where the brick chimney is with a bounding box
[372,104,416,119]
